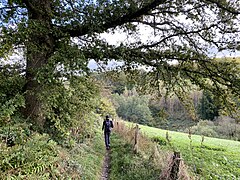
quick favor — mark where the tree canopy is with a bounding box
[0,0,240,129]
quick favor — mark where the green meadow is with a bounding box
[137,124,240,179]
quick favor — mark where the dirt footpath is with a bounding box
[101,150,110,180]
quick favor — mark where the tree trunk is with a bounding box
[23,0,54,131]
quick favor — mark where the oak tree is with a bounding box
[1,0,239,130]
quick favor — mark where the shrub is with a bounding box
[214,116,239,139]
[151,136,167,146]
[187,120,218,137]
[187,117,240,140]
[198,126,218,137]
[197,120,215,127]
[0,122,31,146]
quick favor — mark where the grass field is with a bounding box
[134,123,240,179]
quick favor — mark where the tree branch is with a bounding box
[137,22,219,49]
[205,0,240,15]
[0,6,25,11]
[60,0,167,37]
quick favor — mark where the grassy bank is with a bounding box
[64,129,105,179]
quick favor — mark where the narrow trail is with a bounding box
[101,150,111,180]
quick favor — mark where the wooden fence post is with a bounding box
[116,121,119,132]
[169,151,181,180]
[133,124,139,153]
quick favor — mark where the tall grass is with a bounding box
[112,120,191,179]
[109,133,162,180]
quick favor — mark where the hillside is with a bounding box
[137,123,240,179]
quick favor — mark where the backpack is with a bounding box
[105,120,112,132]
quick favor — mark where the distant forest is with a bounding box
[95,63,240,140]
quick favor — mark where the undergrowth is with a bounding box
[0,122,106,179]
[0,132,59,179]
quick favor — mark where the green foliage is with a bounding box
[97,97,117,118]
[148,103,168,123]
[0,115,106,179]
[156,117,198,132]
[94,71,136,94]
[148,91,201,129]
[0,64,24,99]
[0,93,25,126]
[40,76,99,140]
[112,93,153,125]
[110,133,161,180]
[187,117,240,140]
[190,124,218,137]
[1,0,240,178]
[151,136,167,146]
[0,122,30,146]
[0,15,106,179]
[0,133,59,179]
[188,120,218,137]
[0,62,103,171]
[0,64,25,125]
[1,0,240,132]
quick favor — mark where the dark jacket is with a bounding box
[102,119,114,132]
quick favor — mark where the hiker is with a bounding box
[102,115,114,150]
